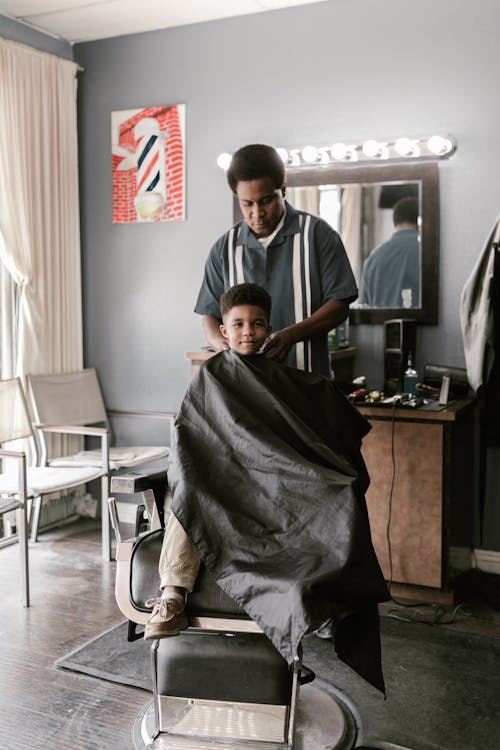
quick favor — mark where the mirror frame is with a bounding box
[233,161,439,325]
[285,161,439,325]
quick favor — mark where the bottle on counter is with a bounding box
[328,329,339,353]
[404,353,418,395]
[336,320,349,348]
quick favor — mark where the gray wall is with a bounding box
[73,0,500,417]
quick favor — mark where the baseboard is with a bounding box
[450,546,500,574]
[473,548,500,575]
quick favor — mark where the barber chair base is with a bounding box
[133,681,358,750]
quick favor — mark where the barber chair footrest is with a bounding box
[152,630,295,744]
[154,630,293,704]
[135,680,358,749]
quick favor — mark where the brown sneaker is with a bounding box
[144,597,189,640]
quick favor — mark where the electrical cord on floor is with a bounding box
[383,401,472,626]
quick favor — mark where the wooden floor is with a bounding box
[1,519,500,750]
[0,519,147,750]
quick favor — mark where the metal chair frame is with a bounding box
[0,378,109,584]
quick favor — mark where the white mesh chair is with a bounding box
[27,369,169,472]
[0,378,109,579]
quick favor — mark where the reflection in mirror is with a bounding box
[286,181,421,310]
[282,162,439,325]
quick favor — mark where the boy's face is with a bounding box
[220,304,271,355]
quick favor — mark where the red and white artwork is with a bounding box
[111,104,185,223]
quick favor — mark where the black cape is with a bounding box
[168,351,389,692]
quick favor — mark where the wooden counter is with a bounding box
[357,399,475,603]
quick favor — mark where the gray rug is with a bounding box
[56,617,500,750]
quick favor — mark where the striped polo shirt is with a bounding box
[194,201,357,377]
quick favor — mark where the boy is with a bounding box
[145,282,387,692]
[144,283,272,639]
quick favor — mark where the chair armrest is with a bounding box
[33,423,109,437]
[110,469,168,494]
[32,423,109,470]
[0,449,28,503]
[0,449,26,459]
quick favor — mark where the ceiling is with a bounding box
[0,0,326,44]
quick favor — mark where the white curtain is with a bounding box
[286,186,320,216]
[0,39,83,381]
[340,185,362,281]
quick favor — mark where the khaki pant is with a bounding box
[159,512,200,592]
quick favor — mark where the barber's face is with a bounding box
[236,178,286,238]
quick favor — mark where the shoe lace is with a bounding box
[145,597,181,617]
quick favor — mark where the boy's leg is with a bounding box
[144,513,200,640]
[159,512,201,592]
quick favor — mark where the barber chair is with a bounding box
[108,470,359,750]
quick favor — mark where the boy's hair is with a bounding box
[220,283,272,321]
[226,144,285,193]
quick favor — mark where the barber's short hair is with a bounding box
[220,283,272,321]
[393,196,419,226]
[226,144,285,193]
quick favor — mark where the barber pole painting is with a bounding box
[112,104,185,223]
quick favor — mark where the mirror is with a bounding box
[234,161,438,325]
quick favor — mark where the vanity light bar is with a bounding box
[217,134,456,170]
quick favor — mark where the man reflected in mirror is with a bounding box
[358,196,421,309]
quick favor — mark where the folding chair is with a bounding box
[0,378,109,580]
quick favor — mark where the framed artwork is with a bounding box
[111,104,185,223]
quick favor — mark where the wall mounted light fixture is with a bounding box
[217,134,456,171]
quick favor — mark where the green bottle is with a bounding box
[328,329,338,353]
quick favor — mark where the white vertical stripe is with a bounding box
[303,214,312,371]
[227,228,235,287]
[292,230,305,370]
[235,245,244,283]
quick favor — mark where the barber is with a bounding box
[195,144,358,378]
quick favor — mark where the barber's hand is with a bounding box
[262,329,296,361]
[210,336,230,353]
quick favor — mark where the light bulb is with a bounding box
[216,152,232,170]
[301,145,318,163]
[427,135,452,155]
[395,137,413,156]
[276,147,289,164]
[363,139,381,159]
[331,142,348,160]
